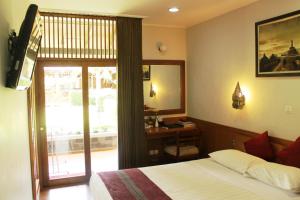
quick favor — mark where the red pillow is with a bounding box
[244,131,275,161]
[277,137,300,168]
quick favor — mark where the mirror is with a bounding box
[143,60,185,115]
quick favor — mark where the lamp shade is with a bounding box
[232,82,245,109]
[150,82,156,97]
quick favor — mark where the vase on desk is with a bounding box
[155,116,159,127]
[154,111,160,128]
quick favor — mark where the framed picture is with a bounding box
[142,65,151,81]
[256,10,300,77]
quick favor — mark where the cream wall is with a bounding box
[0,0,33,200]
[142,25,186,60]
[187,0,300,141]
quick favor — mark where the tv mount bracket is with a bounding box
[8,30,17,54]
[8,30,18,70]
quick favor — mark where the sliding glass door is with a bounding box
[88,67,118,172]
[44,67,86,179]
[37,61,117,186]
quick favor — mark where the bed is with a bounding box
[89,158,300,200]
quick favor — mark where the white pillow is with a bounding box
[209,149,265,174]
[247,162,300,193]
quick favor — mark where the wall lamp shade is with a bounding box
[150,82,156,97]
[232,82,245,109]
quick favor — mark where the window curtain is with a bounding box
[117,17,146,169]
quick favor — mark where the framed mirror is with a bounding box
[143,60,185,115]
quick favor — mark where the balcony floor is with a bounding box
[48,148,118,179]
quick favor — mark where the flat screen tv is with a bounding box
[6,4,42,90]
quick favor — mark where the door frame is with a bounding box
[35,59,116,187]
[27,76,40,199]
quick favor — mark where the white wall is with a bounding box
[0,0,33,199]
[187,0,300,141]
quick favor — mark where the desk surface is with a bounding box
[146,126,198,139]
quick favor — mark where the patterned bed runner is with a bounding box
[98,168,171,200]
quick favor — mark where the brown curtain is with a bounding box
[117,17,146,169]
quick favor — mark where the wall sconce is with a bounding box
[157,42,167,53]
[232,82,245,109]
[150,82,157,97]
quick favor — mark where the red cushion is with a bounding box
[244,131,275,161]
[277,136,300,168]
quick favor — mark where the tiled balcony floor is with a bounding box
[48,149,118,179]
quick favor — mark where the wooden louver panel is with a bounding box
[39,12,116,60]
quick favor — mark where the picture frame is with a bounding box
[256,10,300,77]
[142,65,151,81]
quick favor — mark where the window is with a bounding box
[39,13,116,59]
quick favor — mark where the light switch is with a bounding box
[284,105,292,114]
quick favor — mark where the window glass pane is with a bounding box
[44,67,85,179]
[88,67,118,172]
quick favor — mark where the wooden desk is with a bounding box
[146,126,198,138]
[146,126,200,165]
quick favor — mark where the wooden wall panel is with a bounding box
[188,117,292,155]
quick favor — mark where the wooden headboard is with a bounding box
[187,117,292,156]
[232,129,291,154]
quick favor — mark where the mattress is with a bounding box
[89,158,300,200]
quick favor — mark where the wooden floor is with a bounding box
[40,184,92,200]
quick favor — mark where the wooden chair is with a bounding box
[164,130,202,162]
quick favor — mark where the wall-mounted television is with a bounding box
[5,4,42,91]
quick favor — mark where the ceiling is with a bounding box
[30,0,259,28]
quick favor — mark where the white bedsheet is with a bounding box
[89,158,300,200]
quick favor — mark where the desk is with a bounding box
[146,126,200,165]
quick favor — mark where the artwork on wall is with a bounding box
[143,65,151,81]
[256,10,300,77]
